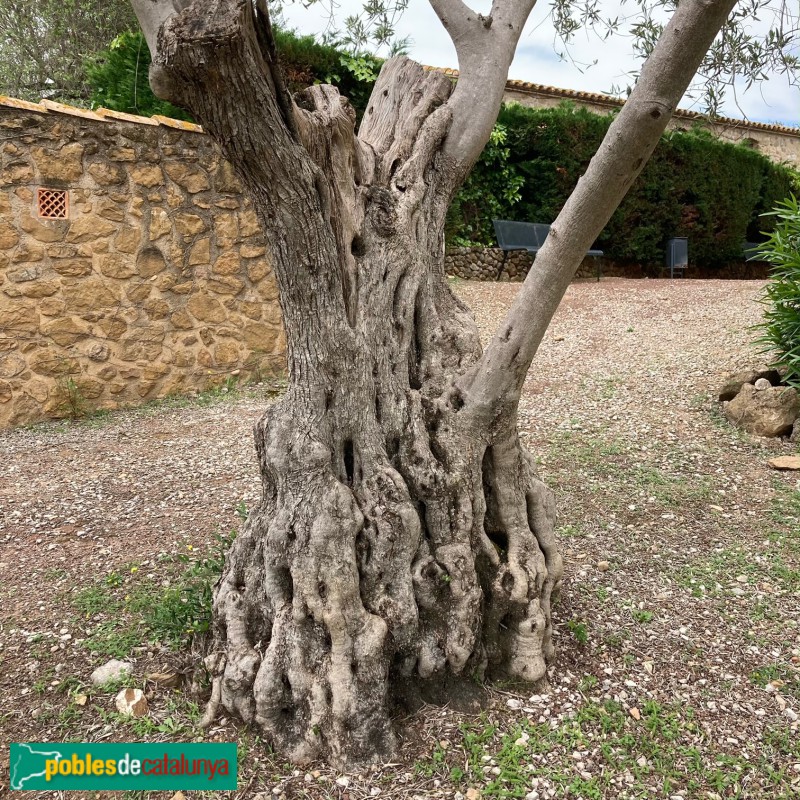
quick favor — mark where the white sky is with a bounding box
[282,0,800,127]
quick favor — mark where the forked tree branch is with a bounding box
[468,0,741,420]
[431,0,539,170]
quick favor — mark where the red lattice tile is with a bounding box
[37,188,69,219]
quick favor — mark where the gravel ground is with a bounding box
[1,277,798,800]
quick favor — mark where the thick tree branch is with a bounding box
[467,0,741,422]
[428,0,475,42]
[430,0,538,173]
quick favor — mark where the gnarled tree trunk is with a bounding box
[158,5,562,766]
[131,0,739,769]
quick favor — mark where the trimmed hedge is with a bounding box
[448,102,795,270]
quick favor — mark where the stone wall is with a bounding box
[446,248,607,281]
[444,247,771,281]
[0,99,285,428]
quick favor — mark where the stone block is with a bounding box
[149,207,171,240]
[66,217,116,243]
[29,351,80,377]
[208,275,245,295]
[188,238,210,266]
[31,143,84,182]
[42,317,91,346]
[187,293,226,323]
[19,280,60,298]
[2,163,34,184]
[51,259,93,278]
[88,161,126,184]
[114,227,140,254]
[174,212,207,236]
[99,253,136,280]
[213,252,241,276]
[130,164,163,187]
[0,223,19,250]
[20,215,64,243]
[213,342,240,366]
[165,162,210,193]
[0,353,27,378]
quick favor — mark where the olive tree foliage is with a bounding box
[550,0,799,114]
[131,0,797,770]
[0,0,138,101]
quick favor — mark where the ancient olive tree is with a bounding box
[131,0,769,768]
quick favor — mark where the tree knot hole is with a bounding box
[351,235,366,257]
[343,439,355,486]
[650,108,662,119]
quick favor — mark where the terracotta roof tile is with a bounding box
[40,99,107,121]
[152,115,204,133]
[96,107,159,126]
[0,96,48,113]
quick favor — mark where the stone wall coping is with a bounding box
[40,98,107,121]
[96,107,160,125]
[425,66,800,139]
[0,96,204,134]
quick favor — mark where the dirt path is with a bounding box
[1,278,798,799]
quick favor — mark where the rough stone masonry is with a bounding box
[0,99,286,428]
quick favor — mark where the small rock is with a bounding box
[90,659,132,687]
[754,377,772,390]
[629,707,641,720]
[506,698,522,710]
[145,671,182,688]
[466,789,481,800]
[74,694,88,706]
[335,776,350,788]
[597,561,610,572]
[718,367,780,401]
[767,455,800,471]
[115,687,148,717]
[724,383,799,437]
[170,793,187,800]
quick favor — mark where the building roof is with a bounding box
[427,66,800,137]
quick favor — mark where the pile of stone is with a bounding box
[720,366,800,440]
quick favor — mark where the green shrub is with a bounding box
[446,124,524,246]
[449,102,794,270]
[86,29,380,122]
[86,32,192,120]
[756,195,800,386]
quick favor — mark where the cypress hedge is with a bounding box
[449,102,795,270]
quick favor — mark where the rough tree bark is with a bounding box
[131,0,738,768]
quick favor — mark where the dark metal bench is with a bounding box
[492,219,604,281]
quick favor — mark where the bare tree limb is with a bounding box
[467,0,741,420]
